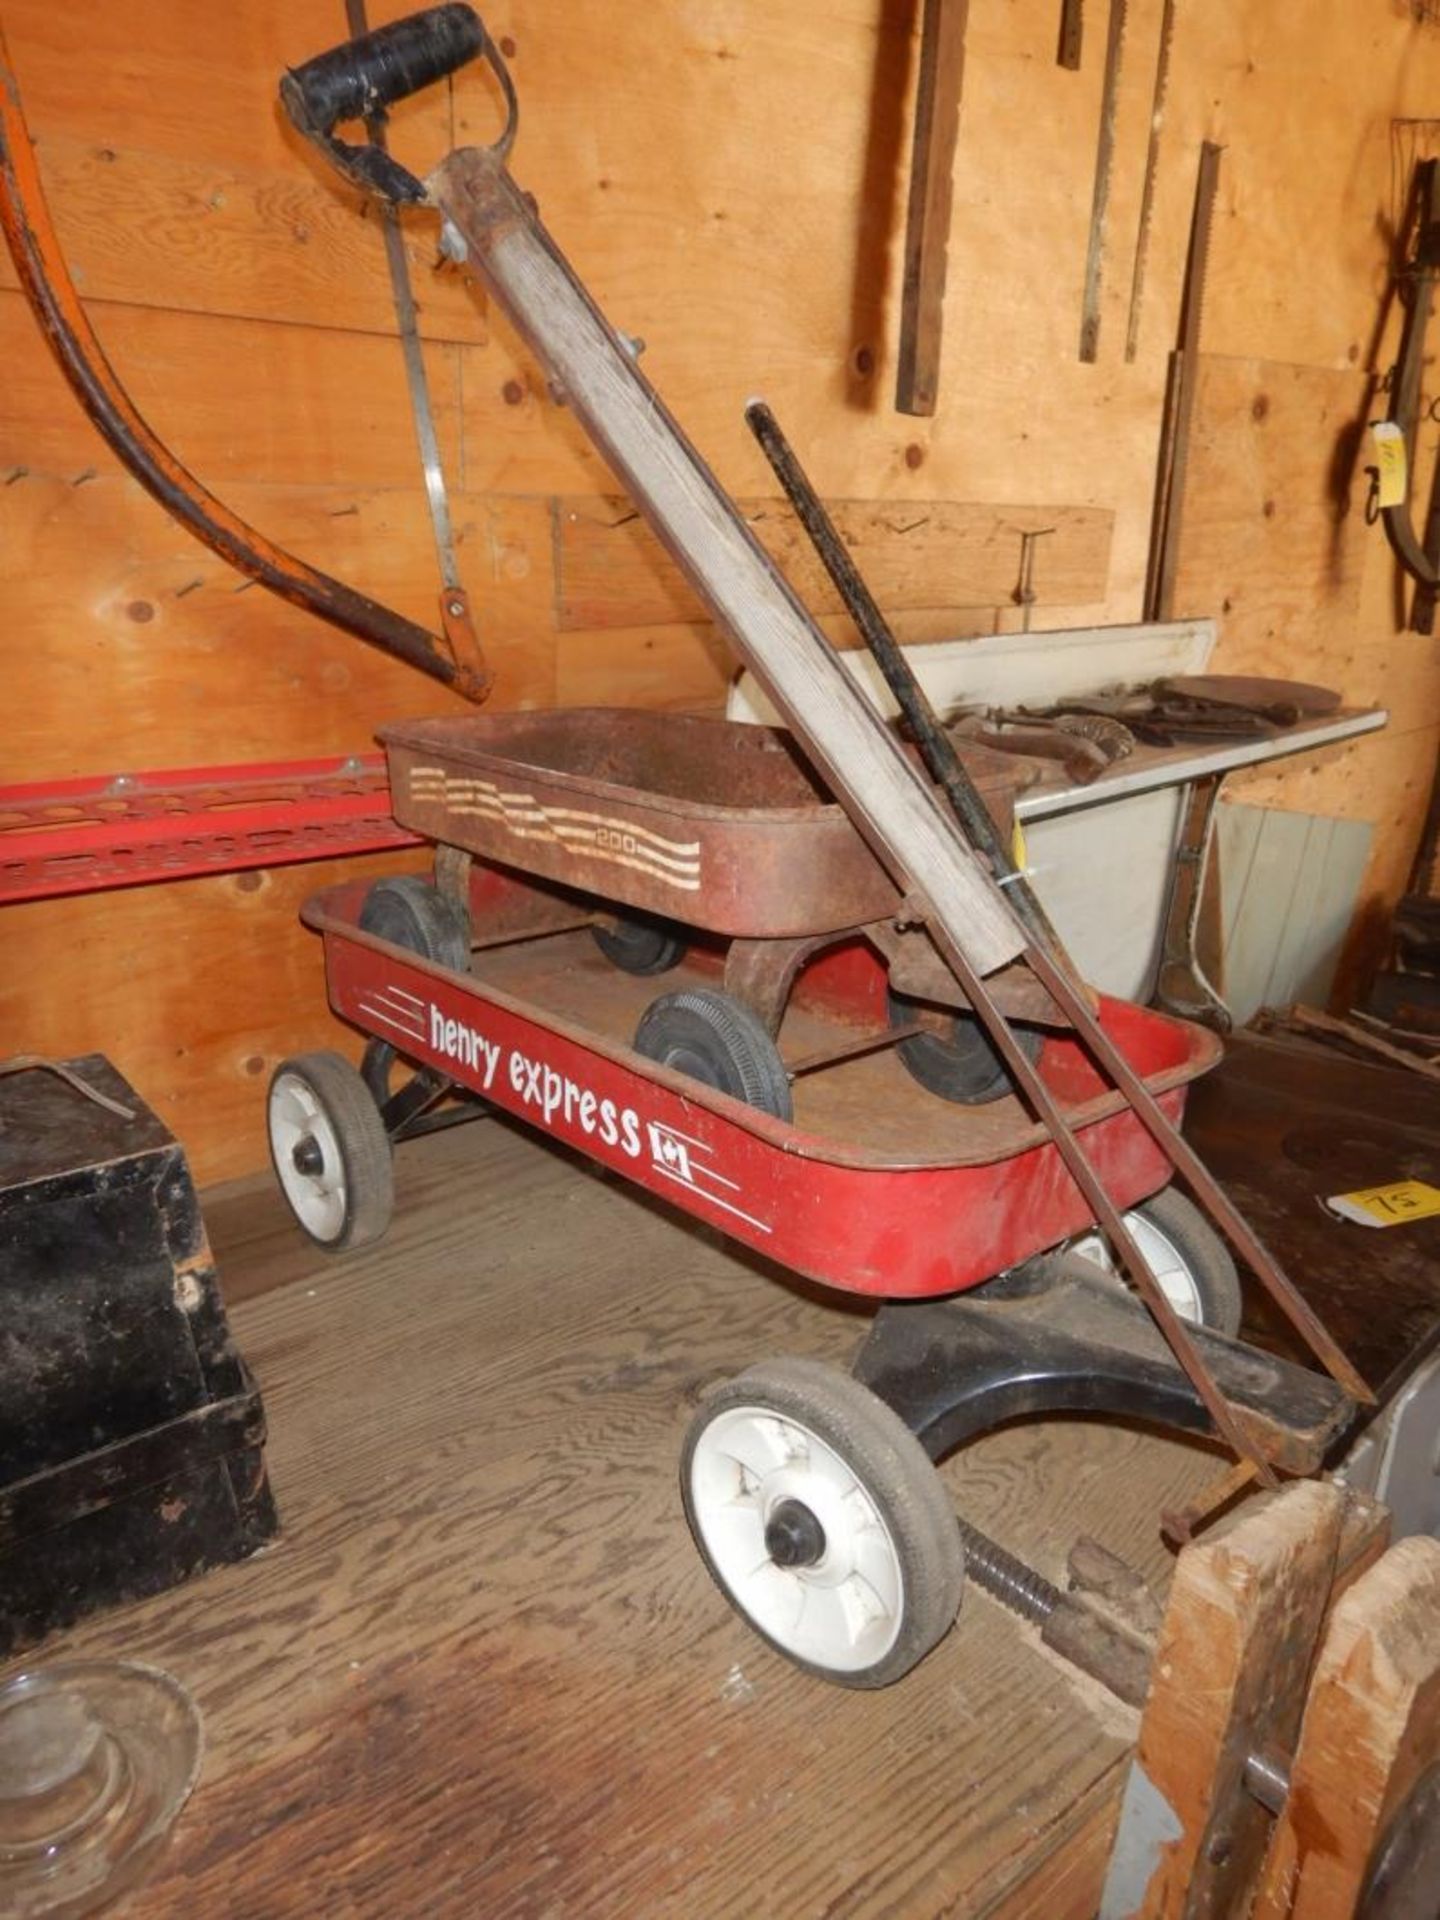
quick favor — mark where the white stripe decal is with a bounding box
[650,1163,773,1235]
[405,765,704,892]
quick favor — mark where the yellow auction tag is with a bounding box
[1326,1179,1440,1229]
[1369,421,1408,510]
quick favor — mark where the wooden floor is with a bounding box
[36,1109,1235,1920]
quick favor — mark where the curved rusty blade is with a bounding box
[0,38,490,702]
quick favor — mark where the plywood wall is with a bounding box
[3,0,1439,1181]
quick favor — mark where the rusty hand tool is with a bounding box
[1124,0,1177,362]
[1078,0,1129,362]
[1373,158,1440,594]
[342,0,488,689]
[955,718,1112,785]
[0,26,489,703]
[1146,140,1222,621]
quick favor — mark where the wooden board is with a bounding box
[1100,1482,1347,1918]
[1214,803,1375,1023]
[42,1113,1226,1917]
[0,135,488,344]
[0,477,556,773]
[555,493,1114,631]
[895,0,970,416]
[1171,357,1371,684]
[1253,1534,1440,1918]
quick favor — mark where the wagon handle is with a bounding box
[280,3,516,204]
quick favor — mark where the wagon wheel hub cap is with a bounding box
[764,1498,826,1569]
[291,1136,324,1178]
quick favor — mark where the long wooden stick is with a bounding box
[896,0,970,415]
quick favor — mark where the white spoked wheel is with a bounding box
[267,1051,393,1252]
[1067,1187,1243,1336]
[681,1358,964,1688]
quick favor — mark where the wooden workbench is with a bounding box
[40,1111,1225,1919]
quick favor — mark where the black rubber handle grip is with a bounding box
[281,4,484,141]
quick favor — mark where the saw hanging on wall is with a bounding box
[0,26,491,702]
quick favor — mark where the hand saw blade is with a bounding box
[1124,0,1178,361]
[344,0,479,651]
[1078,0,1129,363]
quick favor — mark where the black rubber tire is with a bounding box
[267,1050,394,1252]
[1129,1187,1244,1336]
[681,1357,965,1688]
[360,1037,397,1109]
[887,988,1044,1105]
[591,913,687,976]
[634,988,792,1122]
[358,874,470,970]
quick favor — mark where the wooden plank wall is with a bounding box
[3,0,1439,1181]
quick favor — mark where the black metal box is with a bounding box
[0,1055,278,1654]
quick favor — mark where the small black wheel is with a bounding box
[267,1050,394,1251]
[591,912,687,976]
[887,988,1044,1105]
[681,1357,965,1688]
[358,873,470,970]
[1067,1187,1244,1335]
[634,988,792,1121]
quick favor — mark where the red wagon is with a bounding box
[270,710,1348,1687]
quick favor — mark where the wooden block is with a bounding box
[554,494,1113,631]
[1100,1480,1346,1919]
[1252,1534,1440,1919]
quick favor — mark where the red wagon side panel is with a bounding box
[321,922,1192,1301]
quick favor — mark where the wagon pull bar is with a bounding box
[280,6,1025,985]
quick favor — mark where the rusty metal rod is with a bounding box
[748,416,1368,1436]
[922,903,1281,1476]
[1027,940,1374,1405]
[743,399,1070,968]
